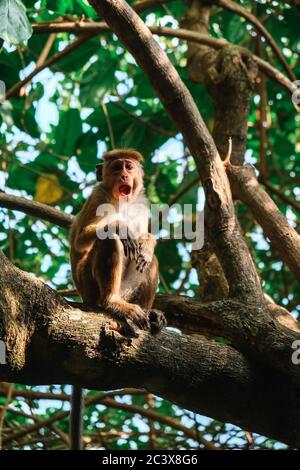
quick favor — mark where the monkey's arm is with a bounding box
[136,233,157,273]
[74,216,140,259]
[73,219,101,252]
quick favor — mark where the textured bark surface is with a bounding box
[182,1,258,165]
[0,252,300,447]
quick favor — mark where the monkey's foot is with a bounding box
[148,309,167,335]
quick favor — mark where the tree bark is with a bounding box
[0,250,300,447]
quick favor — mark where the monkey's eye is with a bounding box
[125,163,134,171]
[111,161,123,172]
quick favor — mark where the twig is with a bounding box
[19,33,56,97]
[1,388,217,450]
[216,0,296,81]
[169,175,200,205]
[58,288,78,296]
[175,266,192,294]
[0,384,14,450]
[259,178,300,213]
[256,35,269,180]
[223,137,232,168]
[5,33,96,100]
[101,101,115,149]
[36,33,57,68]
[133,0,173,12]
[31,22,297,99]
[146,394,156,449]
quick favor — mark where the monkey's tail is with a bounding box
[70,385,84,450]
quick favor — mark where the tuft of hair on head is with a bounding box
[102,148,144,163]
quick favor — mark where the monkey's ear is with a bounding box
[96,164,103,182]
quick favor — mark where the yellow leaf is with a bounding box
[34,174,63,205]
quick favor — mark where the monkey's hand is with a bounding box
[117,222,139,260]
[136,244,153,273]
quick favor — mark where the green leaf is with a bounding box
[75,130,98,172]
[54,109,82,157]
[11,98,40,138]
[58,37,99,72]
[80,50,118,107]
[46,0,73,14]
[6,162,37,194]
[73,0,97,18]
[0,0,33,45]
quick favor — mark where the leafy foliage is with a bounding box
[0,0,299,451]
[0,0,32,44]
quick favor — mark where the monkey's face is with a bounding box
[103,158,143,201]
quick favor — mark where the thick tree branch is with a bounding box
[228,164,300,282]
[155,293,300,336]
[1,191,298,335]
[0,251,300,447]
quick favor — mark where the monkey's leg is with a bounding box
[72,251,100,305]
[92,238,150,330]
[130,256,167,334]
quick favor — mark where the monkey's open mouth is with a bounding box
[118,184,132,196]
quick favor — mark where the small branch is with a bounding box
[0,385,146,402]
[31,22,298,102]
[58,288,78,296]
[215,0,296,81]
[101,101,115,149]
[223,137,233,167]
[20,33,56,97]
[1,395,216,449]
[169,175,200,205]
[36,33,56,68]
[259,178,300,214]
[0,192,73,228]
[99,397,217,450]
[0,384,14,450]
[133,0,173,12]
[2,409,69,446]
[5,33,96,100]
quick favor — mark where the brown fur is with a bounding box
[70,149,165,331]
